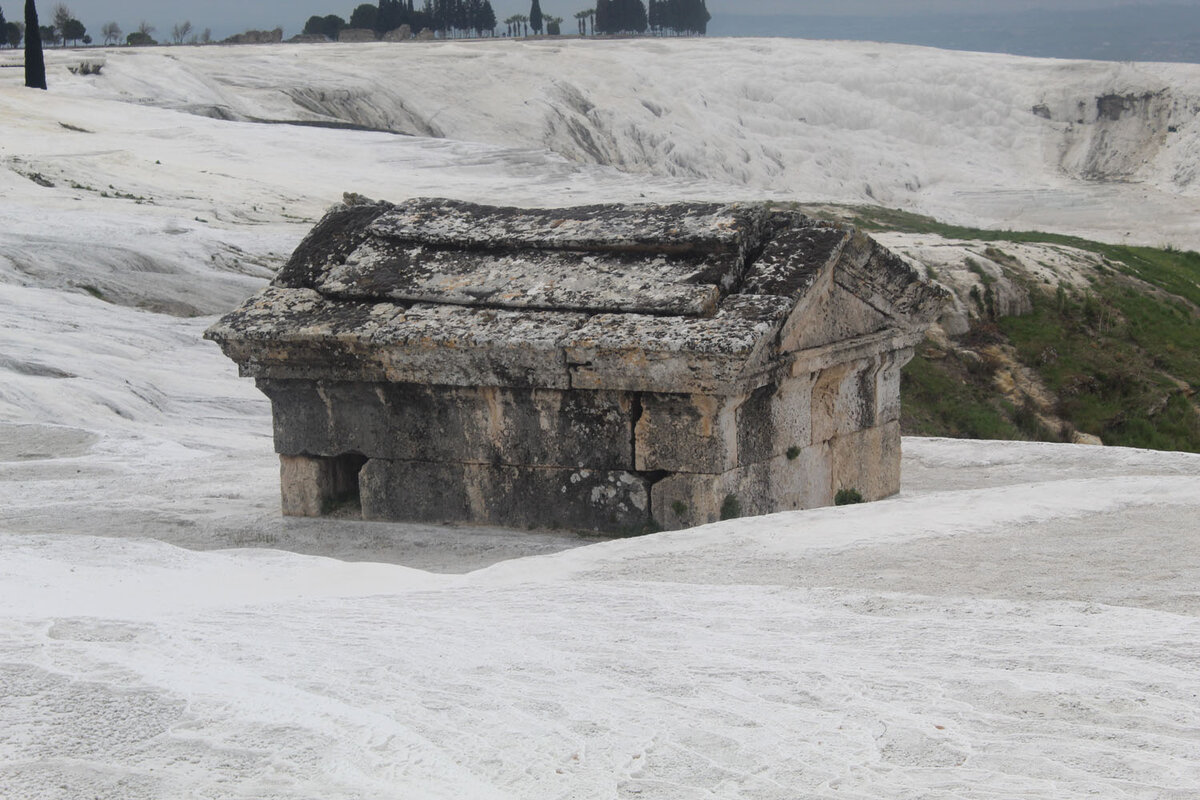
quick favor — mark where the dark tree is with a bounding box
[303,14,346,39]
[694,0,710,34]
[349,3,378,30]
[50,0,68,39]
[25,0,45,88]
[61,14,82,44]
[597,0,645,33]
[377,0,410,33]
[655,0,707,35]
[627,0,648,32]
[6,21,21,47]
[0,7,6,39]
[479,0,495,35]
[529,0,542,34]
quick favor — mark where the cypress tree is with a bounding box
[595,0,609,34]
[377,0,398,33]
[666,0,677,34]
[455,0,468,35]
[529,0,542,34]
[630,0,647,32]
[480,0,495,35]
[25,0,45,89]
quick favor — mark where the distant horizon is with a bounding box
[7,1,1199,64]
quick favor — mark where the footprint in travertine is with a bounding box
[0,423,99,461]
[877,725,968,768]
[47,619,147,643]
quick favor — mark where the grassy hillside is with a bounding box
[849,208,1200,453]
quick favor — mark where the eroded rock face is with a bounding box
[206,198,947,532]
[223,28,284,45]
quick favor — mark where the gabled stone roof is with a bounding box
[206,197,946,396]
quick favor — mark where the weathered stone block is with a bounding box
[771,441,835,510]
[260,379,633,469]
[650,471,726,529]
[649,442,834,530]
[874,349,912,426]
[781,272,890,354]
[205,199,947,533]
[564,295,794,395]
[321,240,726,317]
[365,198,767,256]
[635,393,739,473]
[811,358,880,445]
[735,373,817,464]
[361,460,651,532]
[279,453,365,517]
[741,220,845,298]
[829,421,902,502]
[375,304,589,389]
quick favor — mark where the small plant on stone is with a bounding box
[671,500,687,517]
[786,445,801,460]
[719,494,741,520]
[835,488,864,505]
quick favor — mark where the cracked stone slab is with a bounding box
[360,459,653,532]
[564,294,796,394]
[206,287,589,388]
[742,220,848,298]
[365,197,769,255]
[260,379,634,470]
[318,240,727,316]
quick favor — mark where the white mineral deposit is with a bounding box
[1,37,1198,799]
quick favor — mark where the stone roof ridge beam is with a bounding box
[833,230,951,325]
[365,197,772,258]
[739,216,850,306]
[316,239,729,318]
[273,199,395,290]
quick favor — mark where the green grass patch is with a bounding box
[901,348,1023,441]
[834,488,864,505]
[719,494,742,521]
[850,204,1200,452]
[998,281,1200,452]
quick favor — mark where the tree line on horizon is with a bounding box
[594,0,710,36]
[0,2,87,49]
[303,0,708,40]
[2,0,708,51]
[0,2,212,48]
[303,0,499,40]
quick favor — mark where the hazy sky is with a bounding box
[12,0,1173,40]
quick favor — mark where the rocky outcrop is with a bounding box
[207,198,948,532]
[338,28,378,43]
[223,28,284,45]
[1037,88,1199,184]
[382,26,413,42]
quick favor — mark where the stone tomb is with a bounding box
[205,198,946,532]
